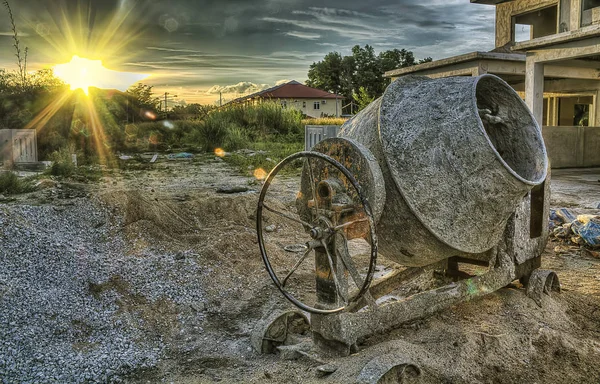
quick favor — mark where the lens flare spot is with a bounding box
[163,120,175,129]
[254,168,267,180]
[214,148,226,157]
[149,134,160,145]
[145,111,157,120]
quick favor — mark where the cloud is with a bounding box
[285,31,321,40]
[205,81,270,95]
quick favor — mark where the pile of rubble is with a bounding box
[549,208,600,257]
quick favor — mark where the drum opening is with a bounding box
[475,76,547,185]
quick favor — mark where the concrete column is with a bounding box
[571,0,582,31]
[552,97,560,126]
[594,92,600,126]
[526,54,545,127]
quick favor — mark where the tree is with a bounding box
[306,45,431,113]
[170,103,215,120]
[353,86,375,112]
[126,83,160,112]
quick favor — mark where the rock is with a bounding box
[190,302,206,312]
[276,345,302,361]
[175,251,185,260]
[173,195,189,202]
[265,225,276,233]
[316,364,338,377]
[216,186,249,194]
[35,179,57,190]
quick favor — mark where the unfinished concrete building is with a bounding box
[385,0,600,168]
[0,129,38,168]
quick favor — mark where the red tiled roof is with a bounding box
[230,81,343,104]
[261,81,343,99]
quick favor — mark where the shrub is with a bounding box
[224,126,249,152]
[48,146,77,177]
[0,172,33,195]
[193,114,230,152]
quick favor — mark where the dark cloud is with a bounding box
[0,0,496,103]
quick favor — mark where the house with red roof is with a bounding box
[229,80,344,118]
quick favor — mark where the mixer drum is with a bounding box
[339,75,548,266]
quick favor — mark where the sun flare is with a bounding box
[53,55,148,95]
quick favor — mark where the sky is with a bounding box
[0,0,497,105]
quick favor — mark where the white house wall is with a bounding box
[280,98,343,118]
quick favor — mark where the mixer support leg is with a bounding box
[314,248,518,347]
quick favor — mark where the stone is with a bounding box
[216,186,249,194]
[315,364,338,377]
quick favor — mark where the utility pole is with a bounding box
[163,92,177,119]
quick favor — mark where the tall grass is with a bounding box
[119,101,305,154]
[222,141,304,174]
[302,117,348,126]
[0,172,33,194]
[212,101,303,140]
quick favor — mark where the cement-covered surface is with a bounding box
[1,157,599,383]
[550,167,600,209]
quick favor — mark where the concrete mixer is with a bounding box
[253,75,560,382]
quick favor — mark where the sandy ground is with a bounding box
[2,159,600,383]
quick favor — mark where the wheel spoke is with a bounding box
[335,235,364,288]
[306,158,319,217]
[282,245,313,287]
[321,239,347,303]
[261,202,315,229]
[332,217,369,232]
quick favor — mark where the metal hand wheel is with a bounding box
[257,148,379,315]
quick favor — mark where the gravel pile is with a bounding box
[0,198,207,383]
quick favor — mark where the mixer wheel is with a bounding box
[257,151,378,315]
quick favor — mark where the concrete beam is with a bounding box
[485,60,600,79]
[525,37,600,63]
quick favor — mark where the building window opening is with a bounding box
[558,96,593,126]
[303,101,306,108]
[582,0,600,26]
[574,104,590,126]
[513,6,558,43]
[314,102,320,110]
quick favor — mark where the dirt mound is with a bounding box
[100,189,259,250]
[97,188,600,383]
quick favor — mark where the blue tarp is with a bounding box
[551,208,600,248]
[167,152,194,159]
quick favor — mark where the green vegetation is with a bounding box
[221,141,304,174]
[117,101,303,154]
[0,172,33,194]
[353,86,375,112]
[302,117,348,126]
[306,44,432,113]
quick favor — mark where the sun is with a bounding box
[53,55,148,95]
